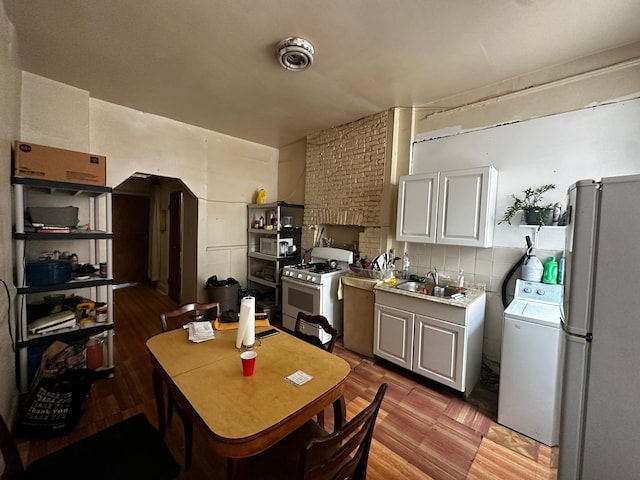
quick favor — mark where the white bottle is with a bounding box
[521,255,544,282]
[402,252,410,279]
[457,269,464,289]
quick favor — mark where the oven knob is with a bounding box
[523,287,532,293]
[537,288,545,295]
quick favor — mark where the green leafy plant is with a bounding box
[499,184,556,226]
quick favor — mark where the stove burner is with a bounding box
[311,264,341,274]
[287,262,342,274]
[290,263,315,270]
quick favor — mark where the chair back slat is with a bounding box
[160,302,220,332]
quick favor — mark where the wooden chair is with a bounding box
[239,383,387,480]
[0,412,180,480]
[294,312,339,428]
[158,301,220,470]
[294,311,338,353]
[159,301,220,332]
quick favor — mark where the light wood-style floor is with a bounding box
[15,283,558,479]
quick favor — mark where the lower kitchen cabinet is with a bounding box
[413,314,464,390]
[373,304,413,369]
[374,289,485,397]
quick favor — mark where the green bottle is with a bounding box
[542,257,558,284]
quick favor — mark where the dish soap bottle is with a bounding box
[402,252,410,279]
[543,256,558,284]
[457,269,464,290]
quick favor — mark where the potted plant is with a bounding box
[499,184,556,226]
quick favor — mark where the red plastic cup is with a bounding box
[241,351,257,376]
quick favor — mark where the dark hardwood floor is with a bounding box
[14,283,558,479]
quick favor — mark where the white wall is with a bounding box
[278,139,306,205]
[401,60,640,364]
[412,98,640,251]
[0,0,24,425]
[20,74,279,303]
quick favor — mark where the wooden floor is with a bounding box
[15,283,558,479]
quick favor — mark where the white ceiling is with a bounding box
[4,0,640,148]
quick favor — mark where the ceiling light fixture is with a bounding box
[276,37,314,72]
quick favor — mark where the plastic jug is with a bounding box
[85,337,104,370]
[542,257,558,284]
[521,255,544,282]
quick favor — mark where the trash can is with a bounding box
[206,276,240,314]
[341,274,379,357]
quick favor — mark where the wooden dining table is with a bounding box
[146,326,351,479]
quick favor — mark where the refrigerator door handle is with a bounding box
[561,318,593,342]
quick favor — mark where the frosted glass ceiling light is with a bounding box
[276,37,314,71]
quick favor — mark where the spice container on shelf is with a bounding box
[95,303,108,323]
[69,253,78,271]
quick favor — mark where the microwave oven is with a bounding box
[260,237,293,256]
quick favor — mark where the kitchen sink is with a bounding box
[394,281,465,298]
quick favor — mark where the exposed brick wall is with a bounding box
[304,112,387,227]
[302,112,388,256]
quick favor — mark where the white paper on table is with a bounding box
[186,322,215,343]
[286,370,313,387]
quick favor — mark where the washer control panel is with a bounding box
[514,279,564,305]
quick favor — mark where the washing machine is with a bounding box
[498,279,564,446]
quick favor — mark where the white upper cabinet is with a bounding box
[397,166,498,247]
[437,167,498,247]
[396,172,439,243]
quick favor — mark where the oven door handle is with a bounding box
[283,278,322,291]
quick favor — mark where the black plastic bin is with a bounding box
[206,283,240,313]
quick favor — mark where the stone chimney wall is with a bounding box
[302,112,388,254]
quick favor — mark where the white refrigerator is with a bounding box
[559,174,640,479]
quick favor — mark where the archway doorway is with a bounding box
[113,174,198,304]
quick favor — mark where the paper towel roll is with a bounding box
[244,301,255,347]
[236,296,256,348]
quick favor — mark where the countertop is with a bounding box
[374,279,486,309]
[340,274,381,290]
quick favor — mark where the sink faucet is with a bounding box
[428,268,439,286]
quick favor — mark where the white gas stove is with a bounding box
[281,247,353,343]
[282,247,352,284]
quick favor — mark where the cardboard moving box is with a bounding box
[14,141,106,186]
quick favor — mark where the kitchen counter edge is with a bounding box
[374,281,486,308]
